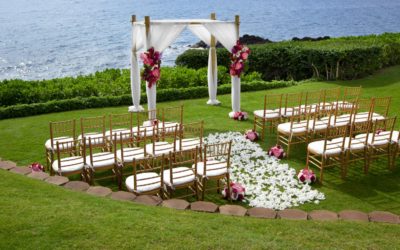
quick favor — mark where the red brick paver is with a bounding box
[110,191,136,201]
[64,181,90,192]
[86,186,112,197]
[219,205,247,216]
[27,171,50,180]
[190,201,219,213]
[369,211,400,224]
[134,195,162,206]
[9,166,31,175]
[338,210,369,222]
[278,209,308,220]
[247,207,277,219]
[162,199,190,210]
[308,210,338,221]
[45,176,69,186]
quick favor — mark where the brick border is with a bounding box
[1,161,399,225]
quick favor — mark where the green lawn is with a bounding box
[0,66,400,249]
[0,170,399,249]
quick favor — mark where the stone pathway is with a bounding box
[1,160,399,225]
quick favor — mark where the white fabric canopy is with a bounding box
[129,18,241,116]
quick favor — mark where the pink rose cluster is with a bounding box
[233,111,248,121]
[268,145,286,159]
[222,182,245,201]
[140,47,162,88]
[229,40,250,77]
[30,162,44,172]
[245,129,259,142]
[297,168,316,184]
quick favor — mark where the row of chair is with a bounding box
[53,129,232,200]
[306,117,399,183]
[277,97,391,157]
[45,105,184,171]
[254,86,363,139]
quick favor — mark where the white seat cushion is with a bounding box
[278,121,308,134]
[194,160,228,177]
[279,107,301,117]
[355,133,390,146]
[308,140,343,156]
[330,115,351,126]
[253,109,280,119]
[146,141,174,156]
[160,122,180,133]
[78,132,105,145]
[45,136,74,150]
[163,167,195,187]
[176,138,201,150]
[331,137,365,151]
[308,120,329,131]
[125,172,161,193]
[132,126,155,137]
[117,147,146,163]
[52,156,84,173]
[106,128,132,140]
[86,152,115,168]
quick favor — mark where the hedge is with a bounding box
[176,33,400,81]
[0,66,263,107]
[0,80,296,120]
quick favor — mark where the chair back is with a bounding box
[263,93,282,114]
[372,97,391,118]
[343,86,362,103]
[282,92,302,117]
[322,125,347,153]
[85,135,115,165]
[176,121,204,151]
[54,138,85,172]
[132,155,164,192]
[134,109,160,138]
[162,105,184,125]
[115,130,148,163]
[80,116,106,136]
[322,87,341,104]
[109,113,133,134]
[369,117,396,146]
[49,119,76,148]
[167,148,199,186]
[303,90,323,114]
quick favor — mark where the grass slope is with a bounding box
[0,66,399,214]
[0,170,399,249]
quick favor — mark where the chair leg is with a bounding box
[201,178,206,201]
[216,179,220,193]
[226,174,231,202]
[319,157,325,184]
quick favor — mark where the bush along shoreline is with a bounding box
[177,33,400,81]
[0,80,296,120]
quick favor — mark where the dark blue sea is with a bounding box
[1,0,399,80]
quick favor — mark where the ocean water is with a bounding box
[0,0,399,80]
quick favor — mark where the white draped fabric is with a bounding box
[130,19,241,117]
[189,24,220,105]
[203,22,241,113]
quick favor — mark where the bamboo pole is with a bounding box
[235,15,240,40]
[210,13,216,86]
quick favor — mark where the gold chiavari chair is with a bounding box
[343,119,372,177]
[371,97,391,120]
[306,124,348,183]
[79,116,106,148]
[301,89,324,115]
[195,141,232,201]
[253,93,283,138]
[106,113,133,141]
[45,119,76,172]
[280,92,303,121]
[164,148,199,199]
[115,130,148,177]
[133,109,160,139]
[125,155,165,198]
[338,86,362,113]
[84,135,120,187]
[391,128,400,170]
[322,87,341,111]
[160,105,184,140]
[356,117,397,173]
[52,138,86,180]
[145,124,178,157]
[277,111,312,158]
[175,121,204,151]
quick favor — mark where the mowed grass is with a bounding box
[0,66,399,214]
[0,170,399,249]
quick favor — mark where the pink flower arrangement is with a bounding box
[229,40,250,77]
[222,182,245,201]
[140,47,162,88]
[245,129,259,142]
[30,162,44,172]
[297,168,316,184]
[233,111,248,121]
[268,145,286,159]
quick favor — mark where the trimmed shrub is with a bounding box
[175,33,400,81]
[0,80,295,120]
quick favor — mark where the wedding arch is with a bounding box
[128,14,244,118]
